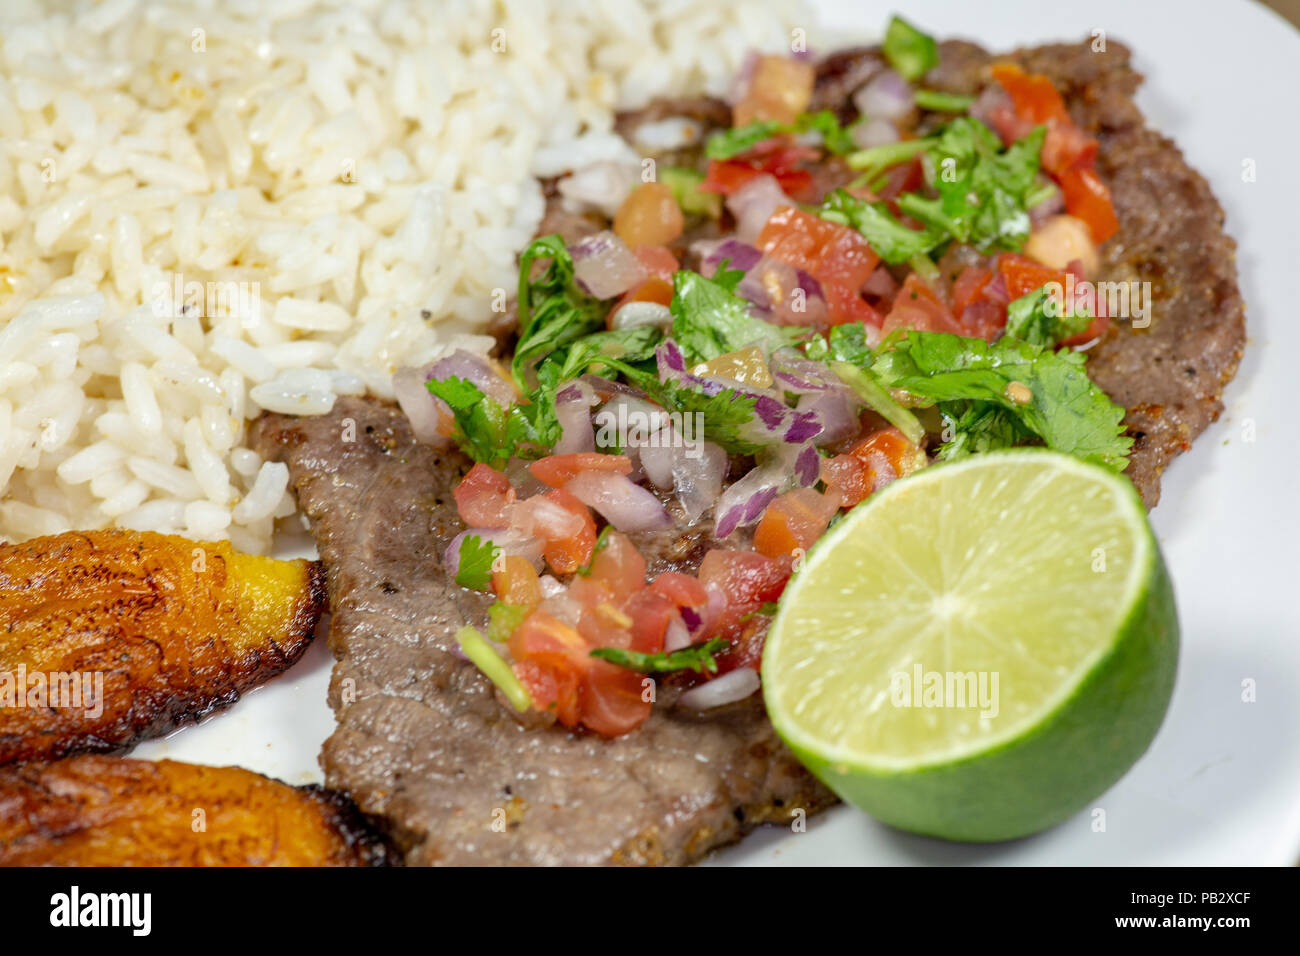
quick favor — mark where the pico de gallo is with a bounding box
[393,15,1133,739]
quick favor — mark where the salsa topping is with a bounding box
[397,15,1132,738]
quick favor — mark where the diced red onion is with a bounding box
[610,301,672,331]
[555,379,598,455]
[664,612,691,652]
[558,161,638,219]
[443,528,544,578]
[797,390,859,446]
[726,175,794,244]
[542,590,584,627]
[595,394,673,475]
[851,116,900,150]
[678,667,761,709]
[428,349,515,407]
[853,69,913,122]
[638,439,675,490]
[392,365,449,446]
[713,439,821,539]
[564,471,672,532]
[537,574,565,599]
[571,230,647,299]
[701,237,763,275]
[673,440,727,523]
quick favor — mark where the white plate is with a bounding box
[136,0,1300,865]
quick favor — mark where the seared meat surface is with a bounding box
[257,37,1242,865]
[254,399,834,865]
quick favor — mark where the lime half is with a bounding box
[762,449,1178,842]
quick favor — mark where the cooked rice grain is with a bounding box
[1,0,808,549]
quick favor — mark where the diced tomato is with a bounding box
[951,265,993,316]
[948,265,1006,340]
[756,206,881,325]
[1058,166,1119,244]
[1042,123,1098,178]
[990,63,1069,126]
[621,588,675,655]
[453,462,515,528]
[881,273,965,336]
[509,609,590,673]
[733,55,815,126]
[997,252,1066,301]
[492,554,541,608]
[997,253,1108,345]
[586,530,646,596]
[697,549,790,641]
[819,453,871,507]
[849,428,922,491]
[577,600,634,650]
[633,245,679,281]
[701,139,818,199]
[649,571,709,613]
[512,659,581,728]
[529,453,632,489]
[713,619,767,677]
[613,181,684,247]
[579,660,652,737]
[537,488,597,575]
[753,487,841,560]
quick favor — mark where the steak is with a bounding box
[903,39,1244,504]
[253,398,834,865]
[256,38,1242,865]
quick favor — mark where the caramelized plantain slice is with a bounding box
[0,755,397,866]
[0,529,326,764]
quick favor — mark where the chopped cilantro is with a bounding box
[1003,286,1091,348]
[896,118,1045,253]
[591,637,730,674]
[819,189,943,264]
[513,235,606,391]
[874,331,1133,470]
[669,268,799,365]
[705,120,784,160]
[425,375,556,468]
[456,626,531,712]
[455,534,500,591]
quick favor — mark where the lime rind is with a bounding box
[761,449,1178,841]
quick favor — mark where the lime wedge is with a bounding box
[762,449,1178,842]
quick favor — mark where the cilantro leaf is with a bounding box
[456,535,500,591]
[819,189,943,264]
[1003,286,1091,347]
[513,235,606,391]
[937,401,1033,459]
[883,15,938,82]
[669,268,798,365]
[426,376,555,468]
[705,120,783,160]
[591,637,730,675]
[876,332,1133,470]
[795,110,857,156]
[897,118,1045,253]
[804,322,876,366]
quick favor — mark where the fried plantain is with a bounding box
[0,529,326,764]
[0,755,397,865]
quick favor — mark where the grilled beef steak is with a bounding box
[254,398,835,865]
[256,37,1242,865]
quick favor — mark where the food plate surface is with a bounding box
[134,0,1300,865]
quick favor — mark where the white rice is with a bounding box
[0,0,808,551]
